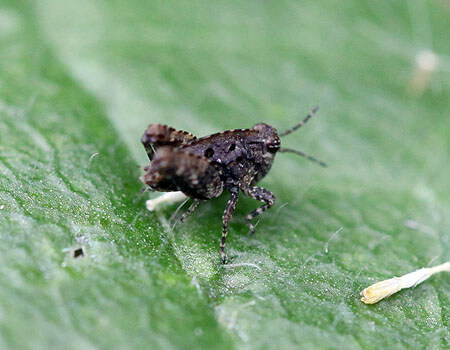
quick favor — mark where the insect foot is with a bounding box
[140,107,326,263]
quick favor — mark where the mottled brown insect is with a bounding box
[140,107,326,263]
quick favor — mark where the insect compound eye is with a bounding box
[204,148,215,158]
[266,139,280,153]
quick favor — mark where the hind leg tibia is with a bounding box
[141,124,196,161]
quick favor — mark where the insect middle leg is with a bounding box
[242,186,276,235]
[220,188,239,264]
[180,199,201,222]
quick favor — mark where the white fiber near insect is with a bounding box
[360,262,450,304]
[145,191,187,211]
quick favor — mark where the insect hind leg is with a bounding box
[141,147,224,199]
[141,124,196,161]
[243,186,276,235]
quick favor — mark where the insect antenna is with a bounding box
[278,147,327,167]
[279,106,319,137]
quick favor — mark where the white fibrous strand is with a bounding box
[360,262,450,304]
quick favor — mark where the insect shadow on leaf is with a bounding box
[140,107,327,263]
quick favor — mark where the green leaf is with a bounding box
[0,1,231,349]
[1,0,449,348]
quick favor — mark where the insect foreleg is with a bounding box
[242,186,276,235]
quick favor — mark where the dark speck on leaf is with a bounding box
[74,248,84,258]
